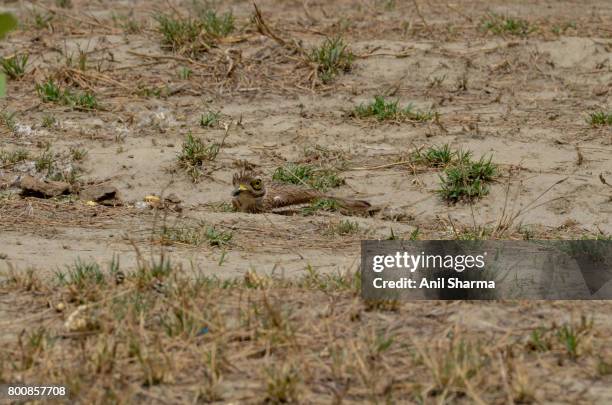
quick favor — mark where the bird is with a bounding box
[231,169,373,214]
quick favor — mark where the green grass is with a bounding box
[438,151,497,203]
[73,92,98,110]
[161,223,232,247]
[552,21,576,35]
[69,146,88,162]
[55,259,105,288]
[204,226,233,247]
[328,220,360,235]
[32,10,53,29]
[200,111,220,127]
[587,111,612,127]
[155,5,234,55]
[354,96,436,122]
[41,114,57,128]
[36,79,63,102]
[111,13,141,34]
[177,132,220,182]
[557,325,580,359]
[55,0,72,8]
[300,198,340,215]
[34,147,56,175]
[35,79,98,110]
[0,148,29,166]
[0,110,16,132]
[1,54,28,80]
[200,10,234,37]
[155,15,210,55]
[412,144,454,167]
[481,13,533,36]
[272,164,344,191]
[178,66,192,80]
[265,365,300,403]
[309,37,354,83]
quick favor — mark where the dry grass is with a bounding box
[0,0,611,403]
[2,257,611,403]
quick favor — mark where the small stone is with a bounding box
[19,175,71,198]
[164,193,182,204]
[80,184,118,203]
[593,86,609,96]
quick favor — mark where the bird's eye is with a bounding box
[251,179,262,190]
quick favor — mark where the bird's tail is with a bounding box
[331,196,376,214]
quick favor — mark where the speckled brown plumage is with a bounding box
[231,170,372,214]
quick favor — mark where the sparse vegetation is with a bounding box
[552,21,576,35]
[272,163,344,191]
[41,114,57,128]
[482,13,533,36]
[0,148,29,167]
[161,223,232,247]
[155,5,234,55]
[69,146,88,162]
[328,219,360,235]
[1,54,28,79]
[156,14,209,55]
[438,150,497,202]
[177,132,221,182]
[0,110,17,132]
[301,198,340,215]
[34,147,56,175]
[55,259,105,288]
[353,96,436,122]
[32,10,53,29]
[412,144,455,167]
[587,111,612,127]
[200,110,220,127]
[309,36,354,83]
[178,66,192,80]
[55,0,73,9]
[35,79,99,110]
[1,2,611,404]
[200,10,235,37]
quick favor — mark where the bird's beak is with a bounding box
[231,184,248,197]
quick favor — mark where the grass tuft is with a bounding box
[309,37,354,83]
[200,111,220,127]
[35,79,63,102]
[177,132,220,182]
[41,114,57,128]
[328,219,360,235]
[354,96,436,122]
[0,110,17,133]
[1,54,28,80]
[0,148,29,167]
[35,79,98,110]
[272,163,344,191]
[55,259,105,288]
[155,14,209,55]
[438,151,497,202]
[587,111,612,127]
[301,198,340,216]
[482,13,533,36]
[265,365,300,403]
[200,10,234,37]
[69,146,88,162]
[412,144,454,167]
[161,223,232,247]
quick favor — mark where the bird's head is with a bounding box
[231,170,266,212]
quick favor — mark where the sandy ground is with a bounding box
[0,1,611,403]
[0,0,610,280]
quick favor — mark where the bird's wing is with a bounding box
[264,183,322,209]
